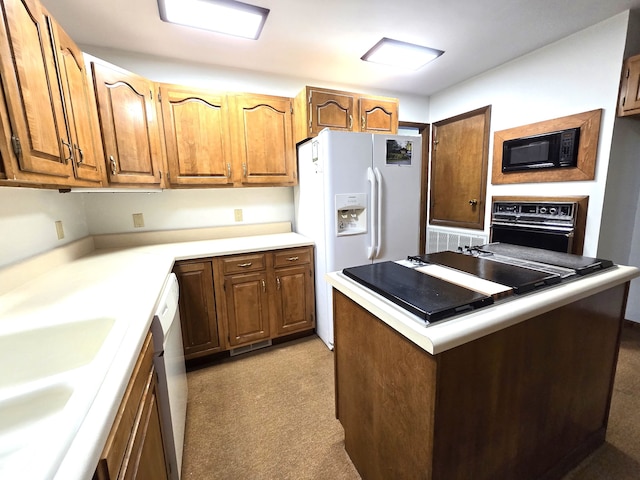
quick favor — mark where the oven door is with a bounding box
[490,223,574,253]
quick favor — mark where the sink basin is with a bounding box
[0,317,115,389]
[0,316,126,478]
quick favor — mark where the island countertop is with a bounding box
[326,262,640,355]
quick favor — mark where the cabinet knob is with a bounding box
[469,199,478,206]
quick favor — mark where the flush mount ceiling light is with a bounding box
[361,38,444,70]
[158,0,270,40]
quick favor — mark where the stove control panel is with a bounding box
[492,201,577,227]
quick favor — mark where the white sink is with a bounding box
[0,316,127,479]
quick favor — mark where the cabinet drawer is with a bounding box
[221,253,266,274]
[95,333,153,480]
[273,248,312,268]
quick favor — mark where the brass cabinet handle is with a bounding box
[242,162,248,177]
[262,279,266,292]
[276,277,281,290]
[61,139,73,164]
[237,262,252,267]
[361,116,365,130]
[287,256,299,262]
[469,199,478,206]
[226,162,231,178]
[349,114,353,129]
[109,155,118,175]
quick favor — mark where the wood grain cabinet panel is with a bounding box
[173,260,223,360]
[293,86,398,143]
[230,93,296,186]
[223,271,271,347]
[159,84,233,187]
[47,15,104,184]
[0,0,73,183]
[618,53,640,117]
[90,60,164,186]
[272,264,314,336]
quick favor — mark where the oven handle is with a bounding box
[491,222,574,234]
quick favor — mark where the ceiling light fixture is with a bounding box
[157,0,270,40]
[361,38,444,70]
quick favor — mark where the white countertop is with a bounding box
[326,263,640,355]
[0,232,313,480]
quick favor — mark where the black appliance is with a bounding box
[502,127,580,173]
[342,261,493,322]
[490,201,577,253]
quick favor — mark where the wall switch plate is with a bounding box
[133,213,145,228]
[55,220,64,240]
[234,209,243,222]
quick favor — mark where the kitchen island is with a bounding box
[326,263,639,480]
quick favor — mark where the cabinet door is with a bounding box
[430,106,490,230]
[160,84,233,186]
[231,94,296,186]
[0,0,72,180]
[91,61,164,185]
[618,54,640,116]
[223,271,271,347]
[309,88,355,134]
[173,260,223,360]
[358,97,398,134]
[47,17,104,184]
[272,264,315,336]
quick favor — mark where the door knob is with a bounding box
[469,199,478,206]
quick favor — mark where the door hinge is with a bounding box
[11,135,21,157]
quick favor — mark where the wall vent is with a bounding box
[426,227,488,254]
[229,339,272,357]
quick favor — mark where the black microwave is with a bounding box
[502,127,580,173]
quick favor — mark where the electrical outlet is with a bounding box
[133,213,145,228]
[55,220,64,240]
[234,209,243,222]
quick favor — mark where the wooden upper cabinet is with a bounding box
[618,54,640,117]
[159,84,233,187]
[430,106,491,230]
[293,86,398,143]
[46,15,104,185]
[230,93,296,186]
[90,60,164,186]
[359,96,398,134]
[0,0,73,183]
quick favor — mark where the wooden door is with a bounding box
[173,261,222,360]
[160,84,232,186]
[618,54,640,116]
[272,264,315,336]
[0,0,72,180]
[91,62,163,185]
[231,94,296,186]
[309,88,355,134]
[358,97,398,134]
[430,106,491,230]
[48,17,104,184]
[223,271,271,347]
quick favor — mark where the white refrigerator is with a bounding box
[294,128,423,349]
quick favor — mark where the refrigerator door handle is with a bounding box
[367,167,377,260]
[374,167,383,258]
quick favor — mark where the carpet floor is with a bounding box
[181,324,640,479]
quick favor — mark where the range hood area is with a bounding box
[342,243,615,325]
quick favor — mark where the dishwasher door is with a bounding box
[152,273,188,480]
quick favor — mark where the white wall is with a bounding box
[82,187,294,234]
[428,12,630,257]
[0,188,89,268]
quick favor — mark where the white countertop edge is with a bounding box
[326,264,640,355]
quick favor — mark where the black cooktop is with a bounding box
[475,243,614,275]
[410,250,561,294]
[342,261,493,322]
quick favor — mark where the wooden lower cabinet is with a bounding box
[172,260,223,360]
[175,246,315,355]
[94,332,168,480]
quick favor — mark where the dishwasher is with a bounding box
[152,273,188,480]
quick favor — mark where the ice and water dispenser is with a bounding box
[336,193,367,236]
